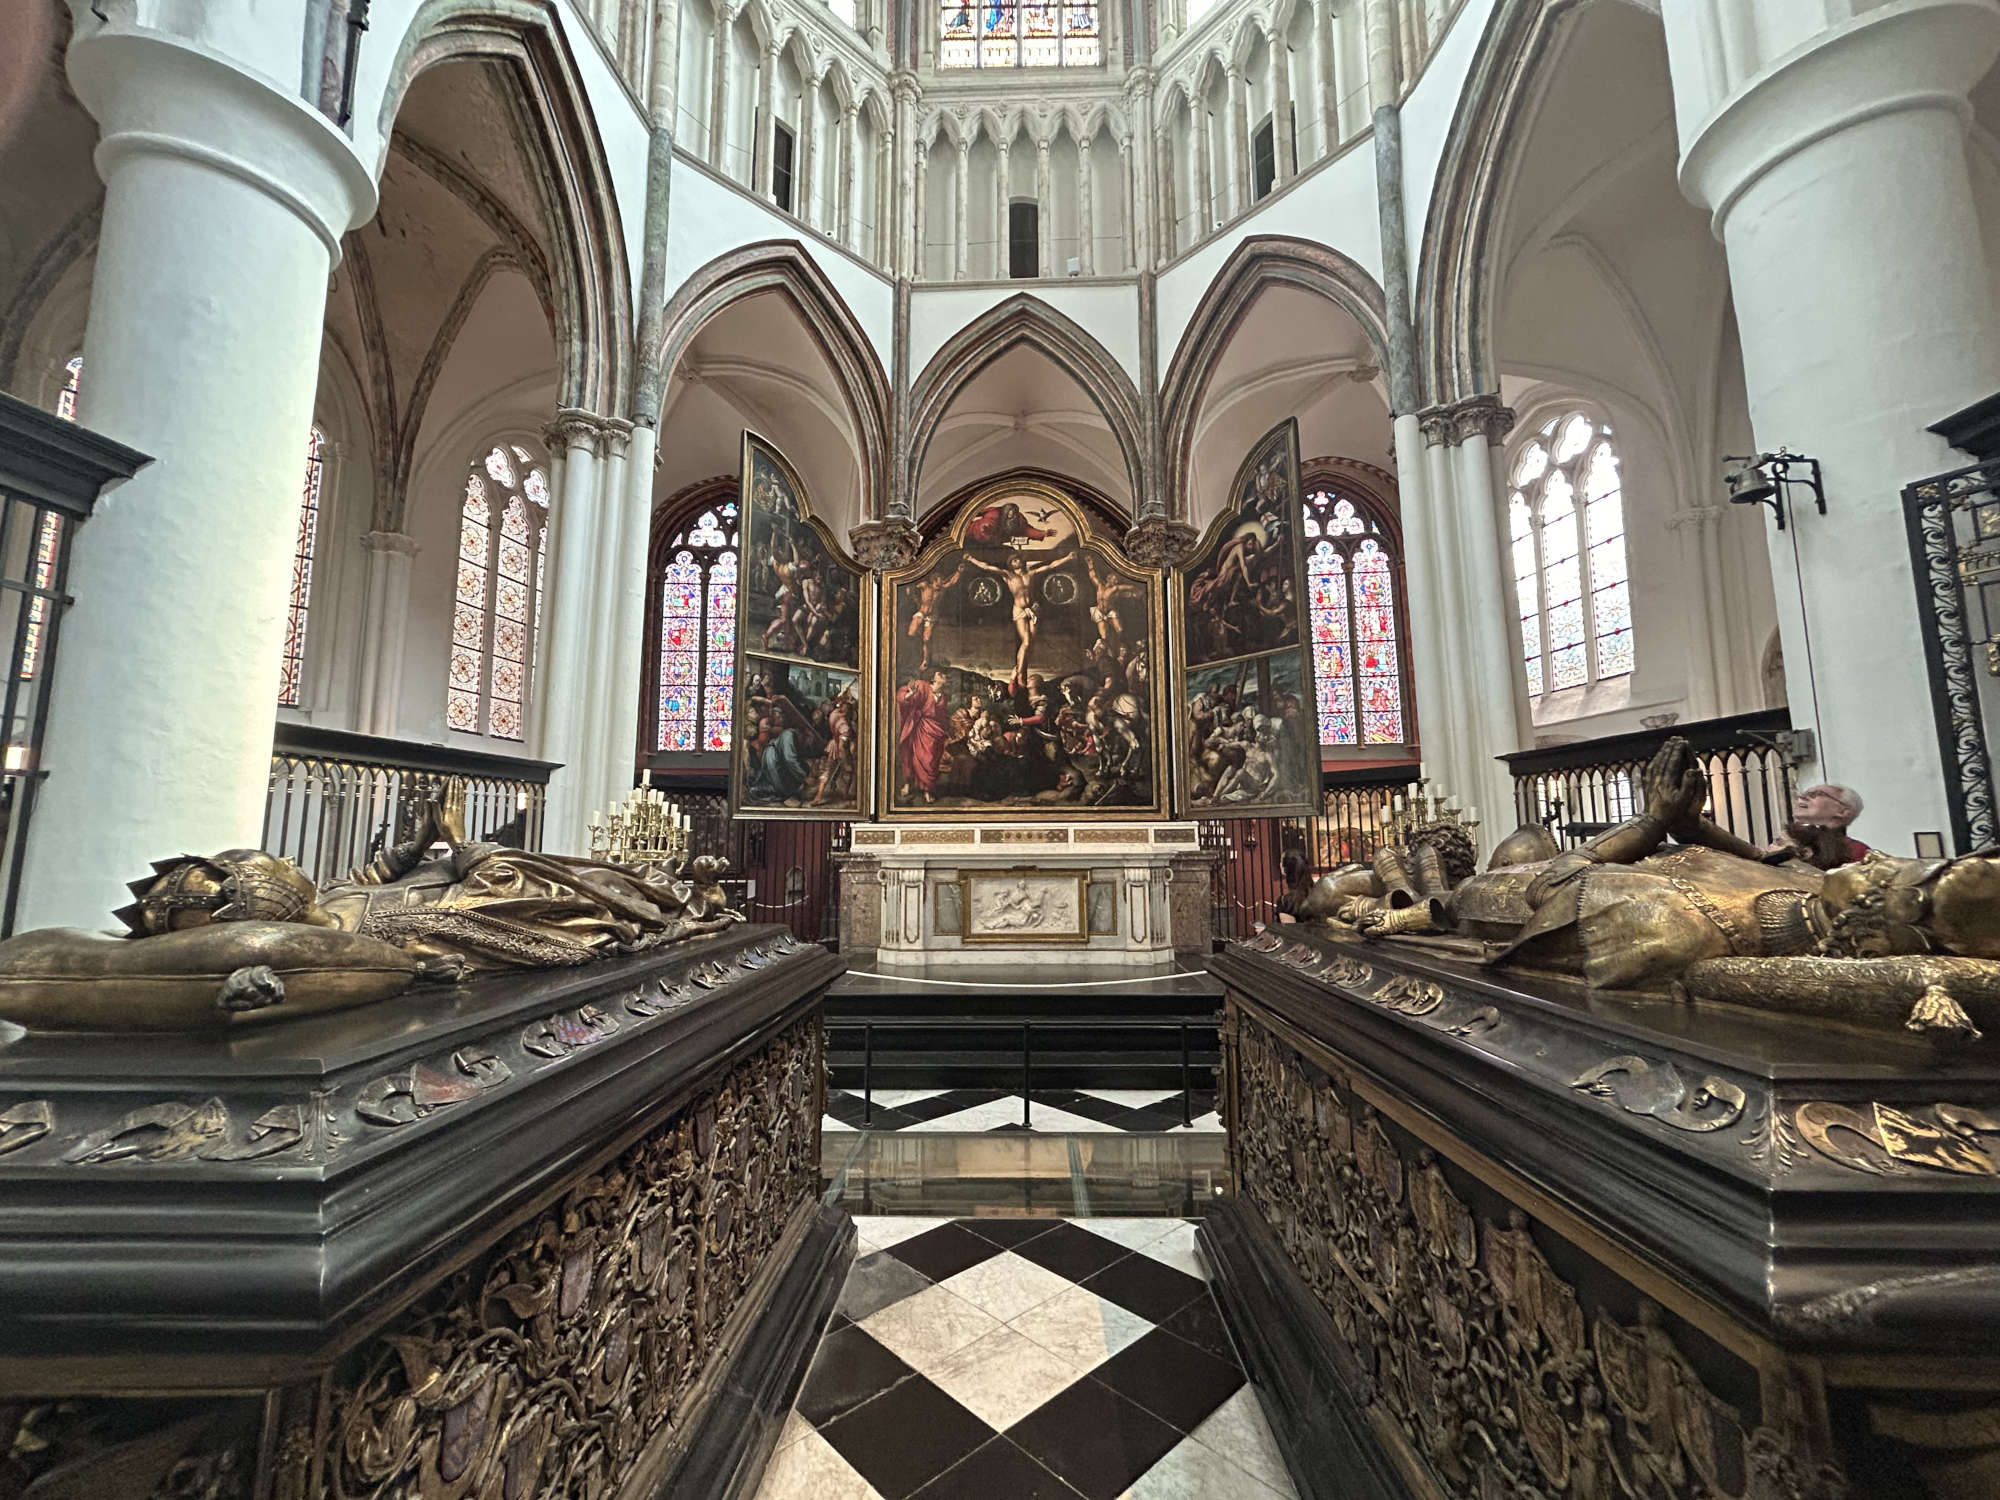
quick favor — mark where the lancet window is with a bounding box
[1508,412,1633,698]
[278,426,327,708]
[647,499,740,754]
[1304,488,1407,747]
[448,443,550,742]
[940,0,1099,68]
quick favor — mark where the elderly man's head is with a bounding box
[1793,784,1863,830]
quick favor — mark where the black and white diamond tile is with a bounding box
[755,1216,1297,1500]
[823,1087,1223,1136]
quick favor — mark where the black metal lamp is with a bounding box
[1724,450,1827,530]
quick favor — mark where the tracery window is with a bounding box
[648,500,740,754]
[1304,488,1407,746]
[940,0,1098,68]
[278,425,327,708]
[1508,412,1632,698]
[448,443,550,741]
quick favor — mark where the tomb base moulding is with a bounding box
[842,821,1208,966]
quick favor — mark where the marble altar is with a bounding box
[835,822,1213,965]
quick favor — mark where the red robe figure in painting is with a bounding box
[897,670,951,802]
[965,502,1051,549]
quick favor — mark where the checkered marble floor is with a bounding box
[754,1216,1297,1499]
[824,1087,1223,1135]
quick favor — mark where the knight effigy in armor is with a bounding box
[1285,738,2000,1044]
[0,782,743,1032]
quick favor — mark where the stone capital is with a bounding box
[360,529,420,558]
[1124,516,1200,568]
[848,518,923,571]
[1417,394,1515,449]
[544,408,606,454]
[594,415,636,462]
[890,69,923,102]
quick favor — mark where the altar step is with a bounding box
[824,956,1224,1094]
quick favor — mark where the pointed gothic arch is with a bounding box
[378,0,634,419]
[1412,0,1587,408]
[905,293,1149,518]
[652,240,892,521]
[1159,235,1391,522]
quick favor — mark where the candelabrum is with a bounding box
[587,785,691,868]
[1382,762,1481,850]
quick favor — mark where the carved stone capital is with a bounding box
[543,407,605,454]
[594,415,635,462]
[890,69,922,102]
[360,530,420,558]
[848,518,923,571]
[1124,516,1200,568]
[1417,394,1516,450]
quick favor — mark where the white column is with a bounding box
[1317,0,1340,146]
[797,83,819,224]
[1155,129,1175,257]
[1671,0,2000,849]
[1078,133,1096,276]
[1035,137,1052,276]
[839,104,859,245]
[954,139,971,279]
[19,27,374,930]
[1272,36,1296,184]
[754,41,779,195]
[1393,412,1455,811]
[995,139,1013,276]
[1667,507,1725,722]
[1195,106,1214,233]
[534,412,604,855]
[913,144,929,280]
[709,22,731,170]
[601,423,657,826]
[1447,406,1528,827]
[1226,67,1249,217]
[577,420,633,825]
[1362,0,1399,112]
[354,531,418,738]
[1122,136,1141,270]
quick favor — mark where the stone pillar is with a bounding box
[1194,108,1214,234]
[19,25,375,930]
[1666,506,1726,722]
[597,422,655,834]
[953,138,970,279]
[833,852,883,953]
[891,70,919,278]
[1155,128,1175,257]
[576,419,634,828]
[1446,398,1526,826]
[1362,0,1399,111]
[1225,66,1249,217]
[753,41,779,195]
[1125,66,1157,270]
[839,103,859,245]
[1317,0,1340,147]
[709,20,731,170]
[1670,0,2000,848]
[797,81,818,225]
[1272,34,1296,184]
[1035,137,1052,276]
[354,530,418,738]
[1121,136,1139,270]
[1078,133,1096,275]
[535,411,605,855]
[912,143,929,281]
[995,138,1013,276]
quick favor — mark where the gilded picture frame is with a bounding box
[875,476,1169,822]
[1170,419,1323,818]
[729,431,875,821]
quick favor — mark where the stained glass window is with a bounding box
[448,442,550,741]
[23,359,87,681]
[1303,487,1407,746]
[278,426,326,707]
[651,502,740,754]
[940,0,1096,67]
[55,355,81,422]
[1507,412,1634,700]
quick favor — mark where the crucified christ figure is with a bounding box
[906,561,965,672]
[962,551,1070,687]
[1084,557,1144,647]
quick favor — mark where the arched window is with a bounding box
[940,0,1098,67]
[54,355,81,421]
[20,357,87,680]
[278,425,327,708]
[1304,487,1407,746]
[1508,411,1632,698]
[647,498,740,754]
[448,443,550,742]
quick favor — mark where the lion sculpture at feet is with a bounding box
[0,782,744,1033]
[1284,738,2000,1047]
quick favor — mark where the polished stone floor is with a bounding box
[825,1086,1223,1135]
[822,1129,1230,1220]
[755,1216,1297,1499]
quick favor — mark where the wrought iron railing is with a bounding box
[1202,766,1420,943]
[265,724,555,886]
[0,394,147,934]
[1500,709,1800,849]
